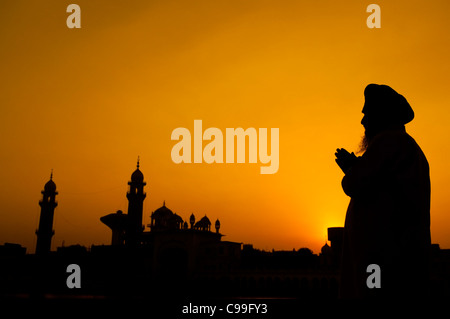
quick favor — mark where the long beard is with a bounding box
[357,133,370,155]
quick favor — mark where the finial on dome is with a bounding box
[163,200,166,207]
[50,169,53,180]
[137,156,140,169]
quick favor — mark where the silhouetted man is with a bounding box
[335,84,431,299]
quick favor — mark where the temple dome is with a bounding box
[44,179,56,192]
[199,216,211,225]
[172,213,183,224]
[151,202,184,231]
[130,157,144,183]
[152,203,173,219]
[194,215,211,231]
[131,168,144,183]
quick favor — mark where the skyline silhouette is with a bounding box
[1,159,449,301]
[18,159,339,254]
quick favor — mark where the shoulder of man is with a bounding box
[369,128,419,151]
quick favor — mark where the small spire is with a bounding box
[50,169,53,180]
[163,200,165,207]
[137,156,140,169]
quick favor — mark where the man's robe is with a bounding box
[339,127,431,299]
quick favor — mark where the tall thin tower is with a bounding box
[126,158,146,246]
[35,171,58,255]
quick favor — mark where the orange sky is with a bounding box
[1,0,449,254]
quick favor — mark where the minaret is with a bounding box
[126,157,146,246]
[35,171,58,255]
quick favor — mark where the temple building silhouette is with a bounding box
[98,160,241,285]
[100,159,223,246]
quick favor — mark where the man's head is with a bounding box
[358,84,414,152]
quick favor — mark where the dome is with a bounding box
[194,215,211,231]
[130,157,144,183]
[151,202,184,231]
[44,179,56,192]
[152,203,174,219]
[172,213,183,223]
[199,216,211,225]
[131,168,144,183]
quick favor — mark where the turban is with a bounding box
[363,84,414,125]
